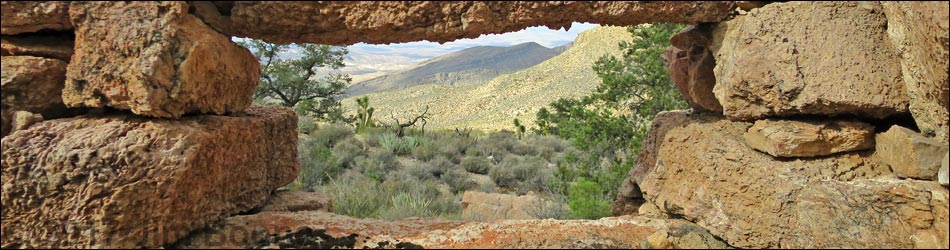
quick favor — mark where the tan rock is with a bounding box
[0,1,72,35]
[743,119,875,157]
[644,231,673,249]
[257,190,333,213]
[211,2,736,45]
[0,34,74,61]
[875,125,948,180]
[664,25,722,112]
[461,191,561,221]
[11,110,41,132]
[637,201,670,219]
[172,210,688,249]
[790,179,949,249]
[940,152,949,186]
[881,2,950,144]
[711,1,909,120]
[64,1,260,118]
[615,111,718,216]
[0,106,300,248]
[634,114,947,249]
[1,56,69,123]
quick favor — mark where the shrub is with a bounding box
[318,171,386,218]
[298,115,319,135]
[405,161,435,181]
[527,194,570,220]
[412,142,439,161]
[296,144,341,191]
[310,123,355,148]
[461,156,492,174]
[354,150,401,181]
[509,142,537,156]
[379,132,422,155]
[442,168,476,194]
[332,137,365,168]
[488,164,517,188]
[567,178,611,219]
[425,156,455,178]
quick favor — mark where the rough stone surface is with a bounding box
[614,111,711,216]
[64,1,260,118]
[0,107,10,137]
[940,152,949,186]
[743,119,875,157]
[881,2,950,143]
[874,125,949,180]
[172,211,718,249]
[0,34,74,61]
[0,106,299,248]
[664,24,722,112]
[256,190,333,213]
[633,114,949,248]
[11,110,42,132]
[0,1,72,35]
[711,1,909,120]
[1,56,69,133]
[203,1,737,45]
[461,191,558,221]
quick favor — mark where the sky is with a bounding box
[346,22,600,60]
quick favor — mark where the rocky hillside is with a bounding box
[345,41,564,96]
[342,26,630,131]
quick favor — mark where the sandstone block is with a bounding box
[1,56,69,137]
[0,1,72,35]
[461,191,558,221]
[875,125,949,180]
[1,34,74,61]
[744,119,875,157]
[664,25,722,112]
[711,1,909,120]
[940,152,949,186]
[881,2,950,143]
[64,1,260,118]
[257,190,333,213]
[11,110,42,132]
[0,106,299,248]
[634,114,948,248]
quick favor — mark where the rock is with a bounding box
[644,231,673,249]
[0,106,299,248]
[735,1,768,11]
[875,125,948,180]
[881,2,950,144]
[213,2,736,45]
[664,25,722,112]
[461,191,560,221]
[11,110,42,132]
[940,153,949,186]
[791,179,949,249]
[743,119,875,157]
[637,201,670,219]
[0,107,9,137]
[256,190,333,213]
[615,111,717,216]
[0,1,72,35]
[711,1,909,121]
[64,1,260,118]
[634,114,948,249]
[1,56,69,125]
[173,211,682,249]
[0,34,74,61]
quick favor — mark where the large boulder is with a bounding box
[711,1,909,121]
[940,152,949,186]
[874,125,948,180]
[1,34,74,61]
[0,1,72,35]
[0,106,299,248]
[202,2,737,45]
[64,1,260,118]
[1,56,69,137]
[663,25,722,112]
[256,190,333,213]
[881,2,950,143]
[636,114,950,248]
[743,119,875,157]
[461,191,560,221]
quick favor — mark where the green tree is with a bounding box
[238,39,352,120]
[535,23,687,219]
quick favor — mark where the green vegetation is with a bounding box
[238,39,352,121]
[534,23,687,219]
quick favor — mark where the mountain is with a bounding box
[342,26,632,131]
[344,42,564,96]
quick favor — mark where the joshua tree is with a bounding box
[513,118,527,140]
[355,96,375,132]
[389,106,430,137]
